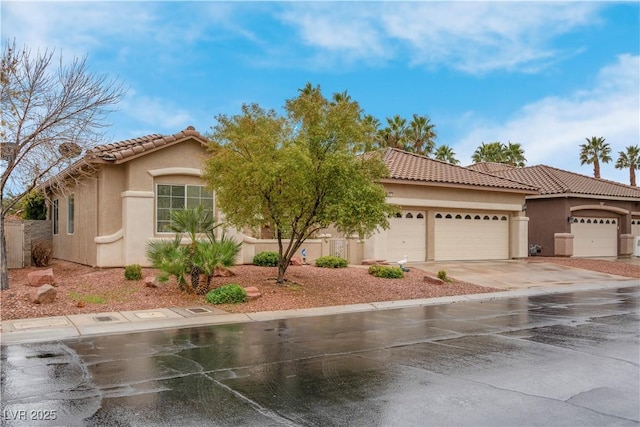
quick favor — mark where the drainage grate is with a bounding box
[94,316,116,322]
[185,307,211,314]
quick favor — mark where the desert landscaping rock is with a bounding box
[144,276,158,288]
[290,256,303,266]
[29,284,57,304]
[244,286,262,299]
[213,266,235,277]
[27,268,55,287]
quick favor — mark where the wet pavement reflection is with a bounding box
[2,287,639,426]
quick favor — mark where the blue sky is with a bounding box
[3,1,639,184]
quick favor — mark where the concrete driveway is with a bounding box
[411,258,639,290]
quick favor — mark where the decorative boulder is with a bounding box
[27,268,55,287]
[244,286,262,300]
[29,284,57,304]
[290,256,303,266]
[145,276,158,288]
[213,266,235,277]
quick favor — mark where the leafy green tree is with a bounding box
[0,40,124,290]
[21,190,47,220]
[580,136,611,179]
[615,145,639,187]
[204,84,395,284]
[433,145,460,165]
[406,114,437,156]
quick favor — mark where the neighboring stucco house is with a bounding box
[470,163,640,258]
[45,128,537,267]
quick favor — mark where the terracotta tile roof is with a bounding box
[382,148,538,192]
[490,164,640,198]
[86,126,208,164]
[466,162,515,173]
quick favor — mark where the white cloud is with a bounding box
[120,91,195,132]
[279,2,602,73]
[453,54,640,184]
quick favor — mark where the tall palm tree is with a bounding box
[504,142,527,167]
[579,136,611,179]
[406,114,437,156]
[433,145,460,164]
[615,145,639,186]
[382,115,408,150]
[361,114,382,152]
[471,142,503,163]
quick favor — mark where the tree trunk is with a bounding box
[276,257,289,284]
[594,159,601,179]
[631,167,636,187]
[0,210,8,290]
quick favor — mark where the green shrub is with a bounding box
[315,255,348,268]
[253,251,279,267]
[124,264,143,280]
[437,270,451,282]
[206,284,248,304]
[368,265,404,279]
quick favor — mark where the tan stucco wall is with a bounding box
[51,177,98,266]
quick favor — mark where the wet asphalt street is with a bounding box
[1,286,639,427]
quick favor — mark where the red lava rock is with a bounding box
[145,276,158,288]
[423,275,446,285]
[290,256,303,266]
[27,268,55,287]
[244,286,262,299]
[214,266,235,277]
[29,284,57,304]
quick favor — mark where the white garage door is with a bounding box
[632,219,640,237]
[434,212,509,261]
[571,217,617,257]
[387,210,426,262]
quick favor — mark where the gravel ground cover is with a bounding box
[1,257,637,321]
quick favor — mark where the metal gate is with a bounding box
[330,239,347,259]
[5,222,25,268]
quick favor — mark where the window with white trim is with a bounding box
[67,194,75,234]
[156,184,214,233]
[53,199,59,235]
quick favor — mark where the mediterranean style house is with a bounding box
[470,162,640,257]
[44,127,538,267]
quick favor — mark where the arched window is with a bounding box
[492,216,499,220]
[406,213,413,218]
[612,219,616,224]
[395,212,402,218]
[417,213,424,219]
[474,215,481,220]
[445,214,453,219]
[435,213,443,219]
[483,215,490,220]
[455,214,462,219]
[501,216,507,221]
[580,218,585,223]
[587,219,592,223]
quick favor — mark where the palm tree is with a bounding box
[579,136,612,179]
[615,145,639,186]
[434,145,460,164]
[382,115,408,150]
[361,114,382,152]
[406,114,437,156]
[504,142,527,167]
[471,142,503,163]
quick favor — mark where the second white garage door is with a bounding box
[387,211,426,262]
[571,217,617,257]
[434,212,509,261]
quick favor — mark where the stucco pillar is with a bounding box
[364,228,389,261]
[122,191,155,266]
[554,233,574,257]
[510,214,529,259]
[620,234,634,257]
